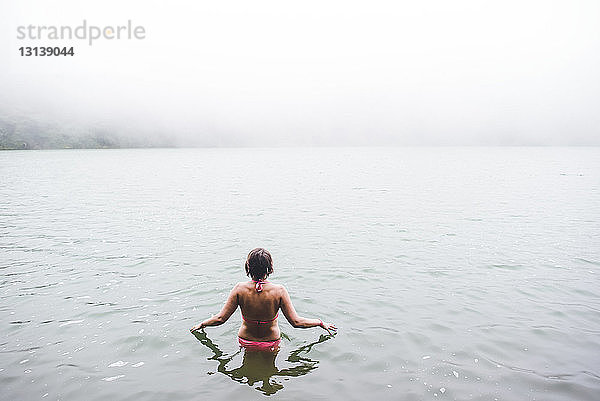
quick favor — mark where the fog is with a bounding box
[1,0,599,146]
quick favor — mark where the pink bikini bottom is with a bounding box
[238,337,281,351]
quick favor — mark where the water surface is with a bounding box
[1,147,599,400]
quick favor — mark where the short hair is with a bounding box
[245,248,273,281]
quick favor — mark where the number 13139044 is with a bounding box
[19,46,75,56]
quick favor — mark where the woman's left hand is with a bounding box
[320,321,337,335]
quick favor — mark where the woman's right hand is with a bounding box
[190,323,204,332]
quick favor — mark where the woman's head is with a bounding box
[245,248,273,281]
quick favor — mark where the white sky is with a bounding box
[1,0,599,145]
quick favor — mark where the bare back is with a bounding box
[236,281,282,341]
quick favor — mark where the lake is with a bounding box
[1,147,599,400]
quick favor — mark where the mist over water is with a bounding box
[1,147,599,400]
[2,0,600,147]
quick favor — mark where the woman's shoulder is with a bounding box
[233,281,250,290]
[268,282,286,294]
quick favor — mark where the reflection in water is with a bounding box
[192,330,334,395]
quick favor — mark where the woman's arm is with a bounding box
[190,284,239,332]
[279,285,337,335]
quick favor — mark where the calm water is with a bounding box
[1,147,599,401]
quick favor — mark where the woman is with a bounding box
[190,248,336,350]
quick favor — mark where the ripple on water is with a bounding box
[102,375,125,382]
[58,320,84,327]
